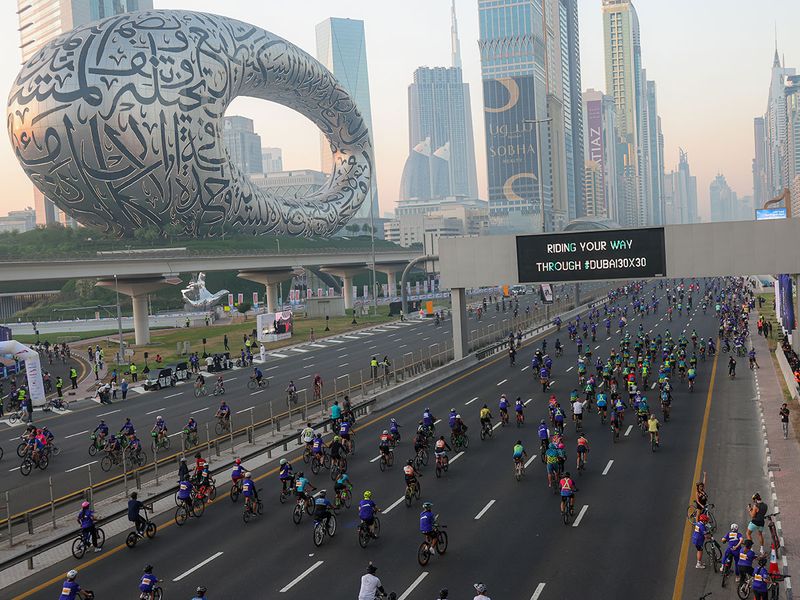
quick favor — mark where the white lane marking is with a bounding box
[434,419,442,425]
[524,398,532,406]
[497,379,507,386]
[278,560,324,593]
[492,421,502,430]
[606,337,611,341]
[168,431,181,438]
[572,504,589,527]
[524,454,538,468]
[602,459,614,475]
[342,335,361,340]
[65,430,89,439]
[97,409,120,417]
[422,336,431,341]
[521,366,529,372]
[290,348,309,354]
[369,454,382,463]
[8,466,20,472]
[651,382,658,389]
[190,407,210,415]
[449,451,465,464]
[236,406,254,414]
[66,461,97,473]
[624,425,633,436]
[338,363,349,368]
[299,375,311,380]
[302,356,314,361]
[531,583,547,600]
[146,407,166,415]
[474,499,496,520]
[270,353,290,358]
[250,389,265,395]
[327,339,344,344]
[594,345,600,350]
[164,392,183,399]
[566,366,574,372]
[309,344,328,348]
[264,366,281,372]
[465,397,478,405]
[398,572,429,600]
[398,344,408,348]
[173,551,225,582]
[383,496,405,514]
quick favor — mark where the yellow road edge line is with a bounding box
[671,342,719,600]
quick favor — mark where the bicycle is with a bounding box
[417,519,448,566]
[71,526,105,558]
[279,480,294,504]
[313,512,337,547]
[292,495,315,524]
[87,434,105,457]
[500,410,509,427]
[451,431,469,451]
[242,492,264,523]
[404,480,420,507]
[650,431,659,453]
[379,449,394,472]
[182,428,199,449]
[214,417,231,436]
[767,573,790,600]
[174,496,205,526]
[330,457,348,481]
[193,384,207,398]
[413,447,429,471]
[434,453,449,478]
[479,421,493,441]
[358,516,381,548]
[138,585,163,600]
[100,449,122,472]
[310,451,331,475]
[721,550,734,588]
[212,383,225,396]
[766,512,781,557]
[247,376,268,391]
[287,390,298,405]
[333,486,351,510]
[125,505,157,548]
[687,503,717,534]
[150,431,171,453]
[20,451,49,475]
[703,533,721,572]
[561,497,575,525]
[516,411,524,427]
[514,458,525,482]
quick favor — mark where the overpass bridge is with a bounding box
[0,247,423,344]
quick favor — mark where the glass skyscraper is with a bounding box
[315,17,379,220]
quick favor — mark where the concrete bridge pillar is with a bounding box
[238,269,295,313]
[321,265,366,311]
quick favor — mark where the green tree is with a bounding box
[236,301,252,319]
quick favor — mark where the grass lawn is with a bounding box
[756,290,780,352]
[97,311,397,373]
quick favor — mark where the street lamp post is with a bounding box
[524,118,552,233]
[114,274,126,365]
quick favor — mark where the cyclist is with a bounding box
[404,459,421,495]
[151,415,167,446]
[434,435,451,469]
[420,501,439,554]
[286,380,297,402]
[301,422,315,451]
[185,417,198,443]
[311,433,326,461]
[193,453,208,481]
[129,434,144,460]
[330,401,342,424]
[59,569,91,600]
[339,418,354,453]
[313,374,323,399]
[378,430,392,461]
[687,366,696,389]
[294,472,315,507]
[252,367,263,386]
[176,477,193,511]
[498,394,509,423]
[279,458,294,493]
[231,458,246,489]
[752,555,770,599]
[139,565,161,600]
[214,374,225,394]
[728,356,736,378]
[216,401,231,425]
[512,440,527,469]
[537,420,549,455]
[736,539,756,584]
[479,404,492,432]
[329,435,346,469]
[128,491,146,538]
[242,471,258,513]
[120,417,136,442]
[451,413,467,439]
[313,489,334,531]
[413,427,428,457]
[647,414,660,446]
[358,492,379,539]
[422,408,435,433]
[596,390,608,420]
[545,443,560,488]
[388,418,401,445]
[103,432,121,455]
[77,501,101,553]
[559,471,576,516]
[93,420,108,444]
[514,397,525,424]
[192,586,208,600]
[576,434,589,469]
[720,523,743,575]
[572,396,585,429]
[447,408,458,431]
[334,471,351,504]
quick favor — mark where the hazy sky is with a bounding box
[1,0,797,221]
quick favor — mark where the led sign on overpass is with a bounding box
[516,227,667,283]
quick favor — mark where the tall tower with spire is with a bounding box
[763,40,796,201]
[451,0,462,69]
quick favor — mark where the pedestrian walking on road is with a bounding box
[55,376,63,398]
[370,356,379,379]
[309,328,316,342]
[780,403,790,439]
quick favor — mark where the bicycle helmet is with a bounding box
[364,491,372,499]
[157,415,162,420]
[367,562,377,574]
[334,436,341,442]
[180,456,186,462]
[382,430,388,435]
[438,590,449,599]
[698,513,709,523]
[407,459,414,466]
[455,414,461,419]
[390,418,397,423]
[81,501,90,508]
[319,490,327,497]
[244,472,251,478]
[730,523,739,532]
[143,564,153,574]
[196,586,207,595]
[474,583,487,593]
[279,458,287,465]
[236,458,242,465]
[422,501,432,510]
[67,569,78,580]
[540,419,546,425]
[297,472,304,478]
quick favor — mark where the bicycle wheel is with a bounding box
[358,525,370,548]
[313,522,325,547]
[125,531,138,548]
[16,442,26,458]
[100,455,113,472]
[135,450,147,467]
[305,498,314,516]
[208,484,217,501]
[153,587,163,600]
[243,506,252,524]
[231,483,240,503]
[707,511,717,534]
[279,488,288,504]
[421,448,429,466]
[322,453,332,470]
[737,581,751,600]
[257,500,263,515]
[771,582,781,600]
[462,435,470,448]
[71,536,87,559]
[310,457,321,475]
[191,497,205,518]
[145,522,157,539]
[326,514,337,537]
[514,464,522,482]
[379,455,387,472]
[705,540,721,571]
[480,428,486,441]
[95,527,105,548]
[330,463,340,482]
[303,448,311,464]
[404,488,413,507]
[51,444,61,457]
[721,561,730,588]
[247,379,257,390]
[388,452,394,467]
[292,504,302,524]
[175,505,188,526]
[88,443,97,457]
[417,542,431,566]
[20,458,32,476]
[435,463,442,478]
[214,421,224,436]
[562,505,570,525]
[437,530,448,554]
[342,489,351,509]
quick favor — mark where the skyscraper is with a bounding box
[785,75,800,216]
[602,0,647,227]
[17,0,153,227]
[261,148,284,174]
[753,117,769,206]
[561,0,585,221]
[407,66,478,199]
[709,174,736,223]
[643,78,664,225]
[316,17,379,220]
[223,116,263,175]
[764,48,795,199]
[663,149,697,225]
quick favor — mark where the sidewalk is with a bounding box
[751,318,796,597]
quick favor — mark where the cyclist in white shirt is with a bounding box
[473,582,491,600]
[357,563,386,600]
[301,422,315,446]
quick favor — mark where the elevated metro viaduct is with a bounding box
[0,248,422,345]
[439,219,800,360]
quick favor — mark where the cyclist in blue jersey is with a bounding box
[231,458,245,487]
[59,569,91,600]
[420,501,439,554]
[537,420,549,453]
[138,565,161,600]
[514,398,524,423]
[253,367,263,384]
[720,523,743,575]
[422,408,435,430]
[311,433,325,457]
[77,501,101,553]
[176,478,193,511]
[389,418,401,443]
[498,394,509,422]
[242,472,258,512]
[359,491,379,537]
[191,586,207,600]
[93,420,108,442]
[313,490,334,530]
[279,458,294,493]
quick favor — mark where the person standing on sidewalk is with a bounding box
[93,361,100,381]
[780,404,790,440]
[70,366,78,389]
[746,493,768,553]
[129,363,138,382]
[121,378,129,401]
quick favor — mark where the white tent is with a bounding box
[0,340,45,407]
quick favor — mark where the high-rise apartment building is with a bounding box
[407,66,478,199]
[785,75,800,216]
[663,149,697,225]
[222,116,263,176]
[17,0,153,227]
[261,148,283,174]
[709,174,737,223]
[643,78,664,225]
[582,89,622,222]
[315,17,379,220]
[602,0,652,227]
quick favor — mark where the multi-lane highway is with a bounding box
[5,280,764,600]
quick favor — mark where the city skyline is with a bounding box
[1,0,798,223]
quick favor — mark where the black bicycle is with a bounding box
[126,505,157,548]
